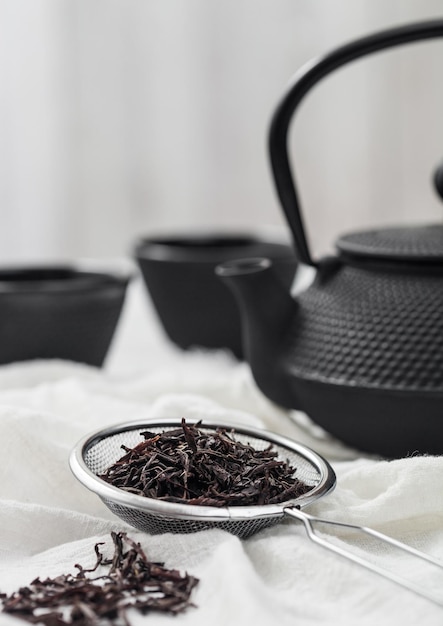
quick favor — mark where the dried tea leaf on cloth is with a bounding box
[0,531,198,625]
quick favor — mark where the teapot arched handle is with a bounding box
[269,19,443,267]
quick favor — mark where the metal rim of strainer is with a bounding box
[69,418,336,524]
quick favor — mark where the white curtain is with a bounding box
[0,0,442,263]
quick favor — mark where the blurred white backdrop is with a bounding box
[0,0,442,264]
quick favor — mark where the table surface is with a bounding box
[0,275,442,626]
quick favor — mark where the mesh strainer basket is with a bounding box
[70,419,443,606]
[70,419,334,537]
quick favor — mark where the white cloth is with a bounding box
[0,278,442,625]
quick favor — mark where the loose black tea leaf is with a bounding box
[0,531,198,625]
[99,419,311,506]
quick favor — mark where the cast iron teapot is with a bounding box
[217,20,443,458]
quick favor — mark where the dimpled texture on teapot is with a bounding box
[337,225,443,261]
[287,265,443,391]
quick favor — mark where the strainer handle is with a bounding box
[284,507,443,607]
[269,19,443,266]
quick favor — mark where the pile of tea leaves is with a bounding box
[0,531,198,625]
[99,419,311,506]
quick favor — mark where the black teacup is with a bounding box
[0,265,131,366]
[134,233,297,359]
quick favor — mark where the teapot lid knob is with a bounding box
[434,161,443,201]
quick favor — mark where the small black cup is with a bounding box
[0,265,131,366]
[134,233,297,359]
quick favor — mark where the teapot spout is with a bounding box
[216,258,297,407]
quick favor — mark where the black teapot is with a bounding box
[217,20,443,458]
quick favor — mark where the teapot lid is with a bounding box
[336,224,443,263]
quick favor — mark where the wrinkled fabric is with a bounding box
[0,279,442,625]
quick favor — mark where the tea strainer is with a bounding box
[70,419,443,606]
